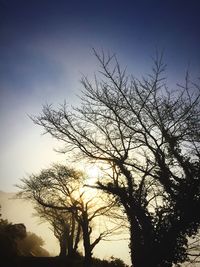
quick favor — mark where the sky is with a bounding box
[0,0,200,264]
[0,0,200,191]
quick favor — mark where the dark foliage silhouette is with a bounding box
[0,210,26,257]
[29,50,200,267]
[0,209,49,260]
[17,231,50,257]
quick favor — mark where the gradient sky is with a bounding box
[0,0,200,264]
[0,0,200,191]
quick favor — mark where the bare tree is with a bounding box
[35,205,81,257]
[30,50,200,267]
[17,164,117,266]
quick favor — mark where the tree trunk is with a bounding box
[68,215,75,257]
[59,225,69,257]
[129,215,174,267]
[73,221,81,256]
[81,213,92,266]
[59,235,67,257]
[82,227,92,266]
[129,216,145,267]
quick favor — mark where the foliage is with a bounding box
[0,208,26,257]
[30,50,200,267]
[92,256,129,267]
[17,232,50,257]
[0,208,49,258]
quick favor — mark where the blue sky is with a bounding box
[0,0,200,190]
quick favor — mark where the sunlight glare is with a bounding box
[86,165,102,185]
[78,164,103,201]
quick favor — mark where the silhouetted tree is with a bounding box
[72,191,118,266]
[18,164,117,266]
[30,50,200,267]
[35,205,81,257]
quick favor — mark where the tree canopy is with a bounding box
[29,50,200,267]
[18,164,119,265]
